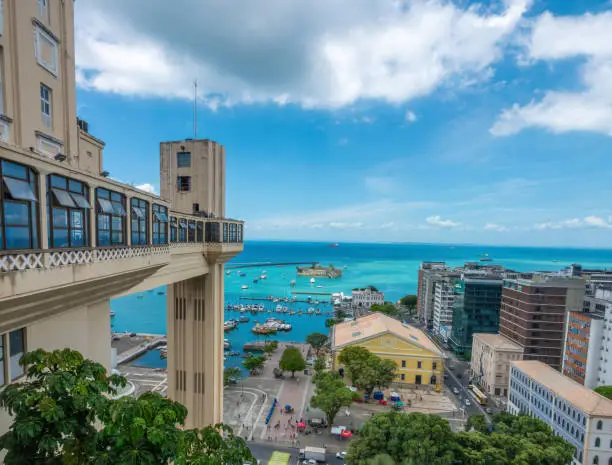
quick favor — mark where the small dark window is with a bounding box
[417,361,422,369]
[196,221,203,242]
[597,420,603,430]
[177,152,191,168]
[193,203,199,213]
[401,360,406,368]
[177,176,191,192]
[432,362,437,370]
[187,220,196,242]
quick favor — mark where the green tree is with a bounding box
[595,385,612,399]
[313,357,326,373]
[335,309,348,320]
[399,295,417,309]
[338,346,373,366]
[0,348,125,465]
[373,358,398,391]
[366,454,396,465]
[465,414,488,432]
[310,372,354,426]
[347,412,458,465]
[306,332,329,356]
[279,346,306,377]
[224,367,242,386]
[243,356,266,373]
[176,424,254,465]
[370,304,399,317]
[325,318,336,328]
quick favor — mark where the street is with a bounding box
[248,443,342,465]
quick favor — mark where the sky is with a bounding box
[74,0,612,248]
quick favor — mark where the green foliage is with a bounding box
[595,385,612,399]
[224,367,242,386]
[352,286,379,292]
[399,295,417,309]
[335,309,348,320]
[366,454,396,465]
[0,348,125,465]
[264,341,278,355]
[370,304,399,317]
[338,347,396,396]
[176,424,254,465]
[465,414,488,432]
[325,318,336,328]
[313,357,326,373]
[338,346,373,366]
[310,372,354,426]
[306,332,329,356]
[279,346,306,376]
[243,356,266,373]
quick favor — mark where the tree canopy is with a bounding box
[338,346,373,366]
[399,295,417,309]
[370,304,399,317]
[325,318,337,328]
[338,347,397,396]
[306,332,329,356]
[595,385,612,400]
[310,372,354,426]
[346,411,574,465]
[243,356,266,373]
[224,367,242,386]
[0,349,254,465]
[279,346,306,377]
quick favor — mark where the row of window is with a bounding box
[400,360,438,370]
[0,328,26,385]
[0,159,242,250]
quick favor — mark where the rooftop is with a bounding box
[473,333,523,351]
[333,312,442,356]
[512,360,612,417]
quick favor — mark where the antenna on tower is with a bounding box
[193,79,198,139]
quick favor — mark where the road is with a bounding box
[248,443,341,465]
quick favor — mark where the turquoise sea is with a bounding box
[111,241,612,372]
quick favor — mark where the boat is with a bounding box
[310,278,316,284]
[110,311,116,317]
[290,280,296,287]
[224,320,238,331]
[239,272,246,277]
[241,285,249,290]
[260,275,267,280]
[160,350,167,359]
[226,270,231,275]
[239,316,250,323]
[344,265,348,269]
[157,291,165,295]
[251,324,277,334]
[552,259,560,263]
[329,243,339,247]
[307,307,315,314]
[316,285,324,288]
[253,279,258,284]
[479,253,493,262]
[315,309,321,315]
[224,340,231,349]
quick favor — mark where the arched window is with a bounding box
[608,457,612,465]
[96,188,126,246]
[152,204,168,245]
[130,198,149,245]
[47,174,90,248]
[0,160,39,250]
[593,455,599,465]
[595,437,601,447]
[597,420,603,430]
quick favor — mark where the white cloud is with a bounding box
[329,222,364,229]
[75,0,530,108]
[484,223,508,232]
[405,110,417,123]
[534,216,612,230]
[492,11,612,136]
[426,215,461,228]
[135,183,157,194]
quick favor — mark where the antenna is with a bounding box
[193,79,198,139]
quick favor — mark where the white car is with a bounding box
[336,452,347,460]
[452,387,459,395]
[465,398,471,406]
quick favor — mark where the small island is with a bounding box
[297,263,342,278]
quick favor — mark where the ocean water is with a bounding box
[112,241,612,371]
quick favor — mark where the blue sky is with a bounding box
[74,0,612,247]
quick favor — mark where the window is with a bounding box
[596,438,601,447]
[177,152,191,168]
[186,219,195,242]
[401,360,406,368]
[37,135,61,157]
[205,221,220,242]
[432,362,437,370]
[417,361,422,369]
[608,457,612,465]
[35,27,58,75]
[597,420,603,430]
[196,221,203,242]
[40,84,52,128]
[400,374,405,381]
[430,375,437,385]
[415,375,422,385]
[594,456,599,465]
[38,0,49,22]
[48,175,90,248]
[152,204,168,245]
[0,160,39,250]
[9,328,25,380]
[177,176,191,192]
[96,188,126,246]
[170,216,177,242]
[178,218,187,242]
[130,198,149,245]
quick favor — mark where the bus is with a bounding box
[470,385,488,405]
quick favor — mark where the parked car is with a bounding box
[336,452,347,460]
[452,387,459,395]
[465,398,471,406]
[486,407,493,414]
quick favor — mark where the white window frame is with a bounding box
[38,0,49,23]
[34,26,58,76]
[40,84,52,128]
[37,135,61,157]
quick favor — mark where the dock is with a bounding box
[243,342,267,351]
[237,297,323,304]
[226,261,318,269]
[291,291,333,296]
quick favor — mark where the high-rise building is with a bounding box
[432,276,457,339]
[417,262,448,328]
[449,276,503,355]
[508,360,612,465]
[500,275,585,370]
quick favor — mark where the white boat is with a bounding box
[307,307,315,314]
[310,278,316,284]
[276,305,282,312]
[260,275,267,280]
[344,265,348,269]
[241,285,248,290]
[316,285,324,288]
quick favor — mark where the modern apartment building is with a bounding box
[0,0,243,432]
[449,276,503,356]
[470,333,523,396]
[432,276,457,338]
[500,275,585,370]
[508,360,612,465]
[417,262,448,328]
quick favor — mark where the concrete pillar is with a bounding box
[89,185,96,247]
[167,263,225,427]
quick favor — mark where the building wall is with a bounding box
[433,278,455,337]
[76,128,104,175]
[470,335,523,396]
[563,312,603,388]
[334,334,444,386]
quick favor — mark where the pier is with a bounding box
[291,291,333,296]
[238,297,321,304]
[226,261,318,269]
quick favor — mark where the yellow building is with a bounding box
[332,313,444,387]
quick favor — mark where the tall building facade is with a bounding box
[508,360,612,465]
[470,333,523,396]
[432,276,457,339]
[500,275,585,370]
[417,262,448,328]
[449,277,503,355]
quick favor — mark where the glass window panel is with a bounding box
[4,202,29,226]
[131,220,138,232]
[132,206,144,219]
[98,230,110,245]
[132,232,139,244]
[139,221,146,233]
[112,202,126,216]
[52,188,77,208]
[52,207,68,227]
[70,193,91,209]
[68,180,83,193]
[5,227,30,249]
[111,216,122,230]
[153,223,159,233]
[177,152,191,167]
[153,236,159,245]
[9,329,25,380]
[52,228,69,248]
[97,189,110,199]
[139,233,146,243]
[179,220,187,229]
[2,162,27,180]
[50,175,67,189]
[97,198,114,214]
[188,222,195,230]
[70,211,83,229]
[110,192,122,202]
[3,177,37,201]
[71,229,84,247]
[111,231,123,244]
[160,233,166,243]
[97,214,110,230]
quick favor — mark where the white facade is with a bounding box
[508,361,612,465]
[581,289,612,387]
[471,333,523,397]
[352,288,384,309]
[432,278,455,337]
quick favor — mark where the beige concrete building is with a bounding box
[470,333,523,397]
[0,0,243,433]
